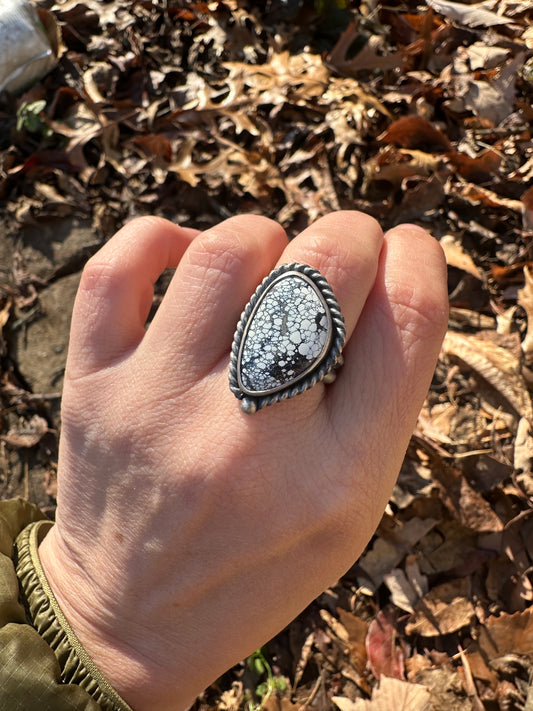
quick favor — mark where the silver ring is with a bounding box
[229,262,346,414]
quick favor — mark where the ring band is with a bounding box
[229,263,346,414]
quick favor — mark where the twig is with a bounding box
[459,646,484,711]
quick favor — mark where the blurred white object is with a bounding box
[0,0,57,92]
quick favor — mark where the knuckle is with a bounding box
[296,234,374,285]
[188,232,243,282]
[184,229,248,287]
[183,214,285,288]
[123,214,171,234]
[315,210,383,242]
[79,258,120,298]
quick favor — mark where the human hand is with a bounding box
[38,212,448,711]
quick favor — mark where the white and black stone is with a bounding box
[237,272,332,395]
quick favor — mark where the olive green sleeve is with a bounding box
[0,498,132,711]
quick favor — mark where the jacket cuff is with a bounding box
[15,520,133,711]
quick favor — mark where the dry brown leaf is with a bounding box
[321,78,391,121]
[378,116,451,152]
[223,51,329,106]
[397,174,445,219]
[359,517,439,589]
[496,0,533,16]
[518,265,533,360]
[323,106,361,184]
[524,26,533,48]
[461,81,513,126]
[406,555,429,598]
[496,306,517,336]
[405,654,431,680]
[465,43,510,71]
[292,630,315,692]
[447,52,522,126]
[440,235,482,279]
[417,402,457,444]
[452,307,496,330]
[384,568,420,614]
[43,467,57,499]
[218,681,243,711]
[452,183,525,213]
[83,64,110,104]
[52,0,119,26]
[334,677,430,711]
[409,666,475,711]
[416,520,481,575]
[167,136,210,188]
[37,6,64,60]
[384,556,428,614]
[514,416,533,475]
[491,262,531,286]
[446,149,501,182]
[426,0,513,27]
[321,608,350,643]
[478,608,533,661]
[363,146,442,189]
[332,697,358,711]
[405,578,475,637]
[328,22,403,76]
[435,465,504,533]
[442,331,533,422]
[522,186,533,231]
[461,650,498,686]
[132,134,172,162]
[337,608,369,673]
[0,297,12,331]
[262,698,306,711]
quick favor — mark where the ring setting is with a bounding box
[229,263,346,413]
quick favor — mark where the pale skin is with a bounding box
[38,211,448,711]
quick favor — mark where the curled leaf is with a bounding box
[443,331,533,422]
[379,116,451,152]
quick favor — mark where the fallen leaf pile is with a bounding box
[1,0,533,709]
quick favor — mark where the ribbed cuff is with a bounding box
[15,521,132,711]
